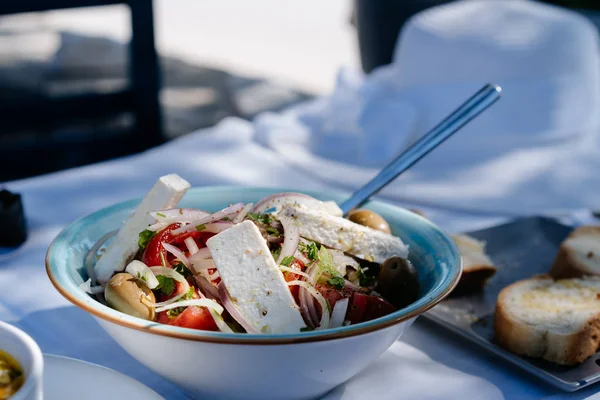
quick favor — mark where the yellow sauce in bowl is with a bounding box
[0,350,23,399]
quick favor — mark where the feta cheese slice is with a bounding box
[206,220,306,334]
[95,174,191,284]
[279,204,409,263]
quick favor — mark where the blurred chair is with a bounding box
[0,0,162,181]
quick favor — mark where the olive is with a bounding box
[376,256,420,309]
[105,273,156,321]
[347,209,391,234]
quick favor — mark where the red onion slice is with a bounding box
[329,298,349,329]
[191,258,217,273]
[195,276,219,299]
[151,290,189,307]
[299,285,318,328]
[251,193,342,216]
[209,308,234,333]
[162,242,191,269]
[202,222,233,234]
[329,249,359,274]
[184,237,200,255]
[233,203,254,224]
[294,250,310,265]
[279,265,314,283]
[172,203,245,235]
[276,216,299,265]
[149,266,190,294]
[86,229,118,286]
[125,260,159,289]
[155,298,223,314]
[301,262,321,326]
[189,248,212,263]
[147,222,171,232]
[287,280,330,329]
[218,283,257,333]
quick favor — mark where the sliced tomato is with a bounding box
[364,295,397,321]
[142,223,215,267]
[168,306,219,331]
[283,259,306,301]
[142,223,180,266]
[315,284,347,310]
[346,292,368,324]
[315,284,396,325]
[170,230,215,248]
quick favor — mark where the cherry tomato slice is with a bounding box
[142,223,180,266]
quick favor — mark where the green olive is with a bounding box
[347,209,391,234]
[376,256,419,309]
[105,273,156,321]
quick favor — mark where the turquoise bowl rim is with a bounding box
[46,186,462,345]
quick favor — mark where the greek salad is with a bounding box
[83,174,420,334]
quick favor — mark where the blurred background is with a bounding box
[0,0,599,182]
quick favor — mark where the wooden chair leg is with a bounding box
[129,0,163,149]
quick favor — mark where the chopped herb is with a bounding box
[326,299,332,314]
[222,217,232,222]
[156,275,175,296]
[196,224,207,231]
[174,262,192,279]
[327,276,345,290]
[300,326,314,332]
[138,229,156,250]
[265,226,280,236]
[317,246,339,277]
[136,272,147,282]
[183,287,195,300]
[246,212,272,225]
[179,208,184,215]
[280,256,295,267]
[299,241,319,261]
[271,247,281,260]
[358,267,376,287]
[156,212,167,218]
[167,307,185,318]
[166,288,194,318]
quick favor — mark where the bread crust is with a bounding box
[494,275,600,365]
[549,226,600,279]
[452,264,497,295]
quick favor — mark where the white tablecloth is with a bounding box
[1,118,598,400]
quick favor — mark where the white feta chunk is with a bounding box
[95,174,191,284]
[279,205,409,263]
[206,220,306,334]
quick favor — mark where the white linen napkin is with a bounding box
[255,0,600,216]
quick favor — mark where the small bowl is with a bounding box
[46,187,461,400]
[0,322,43,400]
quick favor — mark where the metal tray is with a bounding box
[425,216,600,392]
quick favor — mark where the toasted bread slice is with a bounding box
[549,226,600,279]
[451,234,497,294]
[495,275,600,365]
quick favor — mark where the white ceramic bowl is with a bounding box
[0,322,43,400]
[46,187,462,400]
